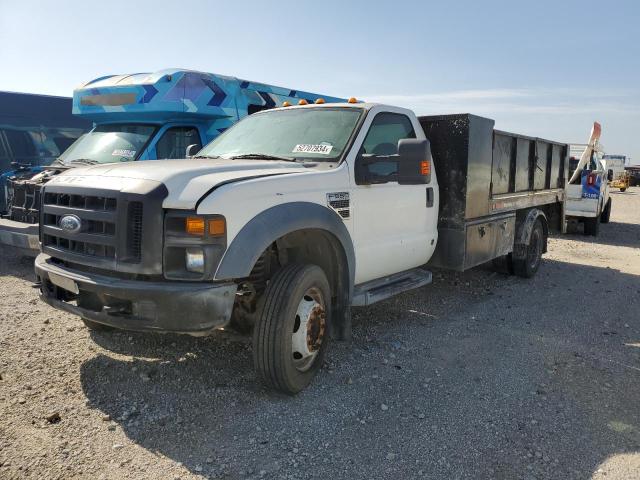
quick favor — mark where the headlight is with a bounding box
[163,211,227,280]
[185,247,205,273]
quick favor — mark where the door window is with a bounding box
[361,113,415,178]
[155,127,202,159]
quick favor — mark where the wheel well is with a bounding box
[246,229,352,340]
[515,208,549,253]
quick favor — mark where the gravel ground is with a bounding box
[1,188,639,480]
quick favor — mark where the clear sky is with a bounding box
[1,0,638,163]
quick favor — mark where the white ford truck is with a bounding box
[35,101,569,394]
[566,123,613,236]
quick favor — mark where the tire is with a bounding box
[600,199,611,224]
[620,188,627,192]
[584,214,600,236]
[253,263,331,395]
[492,253,514,275]
[82,318,114,331]
[513,219,544,278]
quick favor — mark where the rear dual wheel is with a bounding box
[513,219,544,278]
[253,264,331,395]
[584,214,600,236]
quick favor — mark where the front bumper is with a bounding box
[35,253,237,335]
[0,218,40,254]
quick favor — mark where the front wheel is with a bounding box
[513,219,544,278]
[620,187,627,192]
[253,264,331,395]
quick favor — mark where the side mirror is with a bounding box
[354,154,389,185]
[185,144,201,158]
[397,138,432,185]
[607,169,614,181]
[354,138,433,186]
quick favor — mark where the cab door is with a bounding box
[348,107,439,285]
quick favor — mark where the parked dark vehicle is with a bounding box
[0,91,90,173]
[0,91,90,250]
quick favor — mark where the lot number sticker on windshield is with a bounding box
[112,149,136,158]
[292,144,333,155]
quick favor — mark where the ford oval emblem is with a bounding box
[59,214,82,234]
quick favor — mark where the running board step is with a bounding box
[351,268,432,307]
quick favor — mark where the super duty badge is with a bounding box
[326,192,350,219]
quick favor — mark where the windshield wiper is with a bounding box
[229,153,297,162]
[193,154,220,159]
[67,158,99,166]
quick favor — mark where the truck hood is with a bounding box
[48,159,308,209]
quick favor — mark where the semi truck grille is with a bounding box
[40,182,168,276]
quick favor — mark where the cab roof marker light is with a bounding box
[315,98,325,104]
[347,97,358,104]
[282,101,291,107]
[298,99,309,105]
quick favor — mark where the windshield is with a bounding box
[58,123,156,164]
[199,107,363,162]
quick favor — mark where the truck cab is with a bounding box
[0,69,344,253]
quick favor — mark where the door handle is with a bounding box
[426,187,434,207]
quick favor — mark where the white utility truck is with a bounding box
[566,123,613,235]
[35,101,569,394]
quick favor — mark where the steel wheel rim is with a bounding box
[291,287,326,372]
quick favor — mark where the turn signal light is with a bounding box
[298,99,309,105]
[208,218,226,236]
[315,98,325,104]
[186,217,205,235]
[347,97,358,103]
[421,160,431,175]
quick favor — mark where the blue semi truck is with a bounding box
[0,69,344,253]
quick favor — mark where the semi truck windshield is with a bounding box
[58,124,156,164]
[199,107,363,162]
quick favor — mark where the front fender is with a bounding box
[214,202,355,293]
